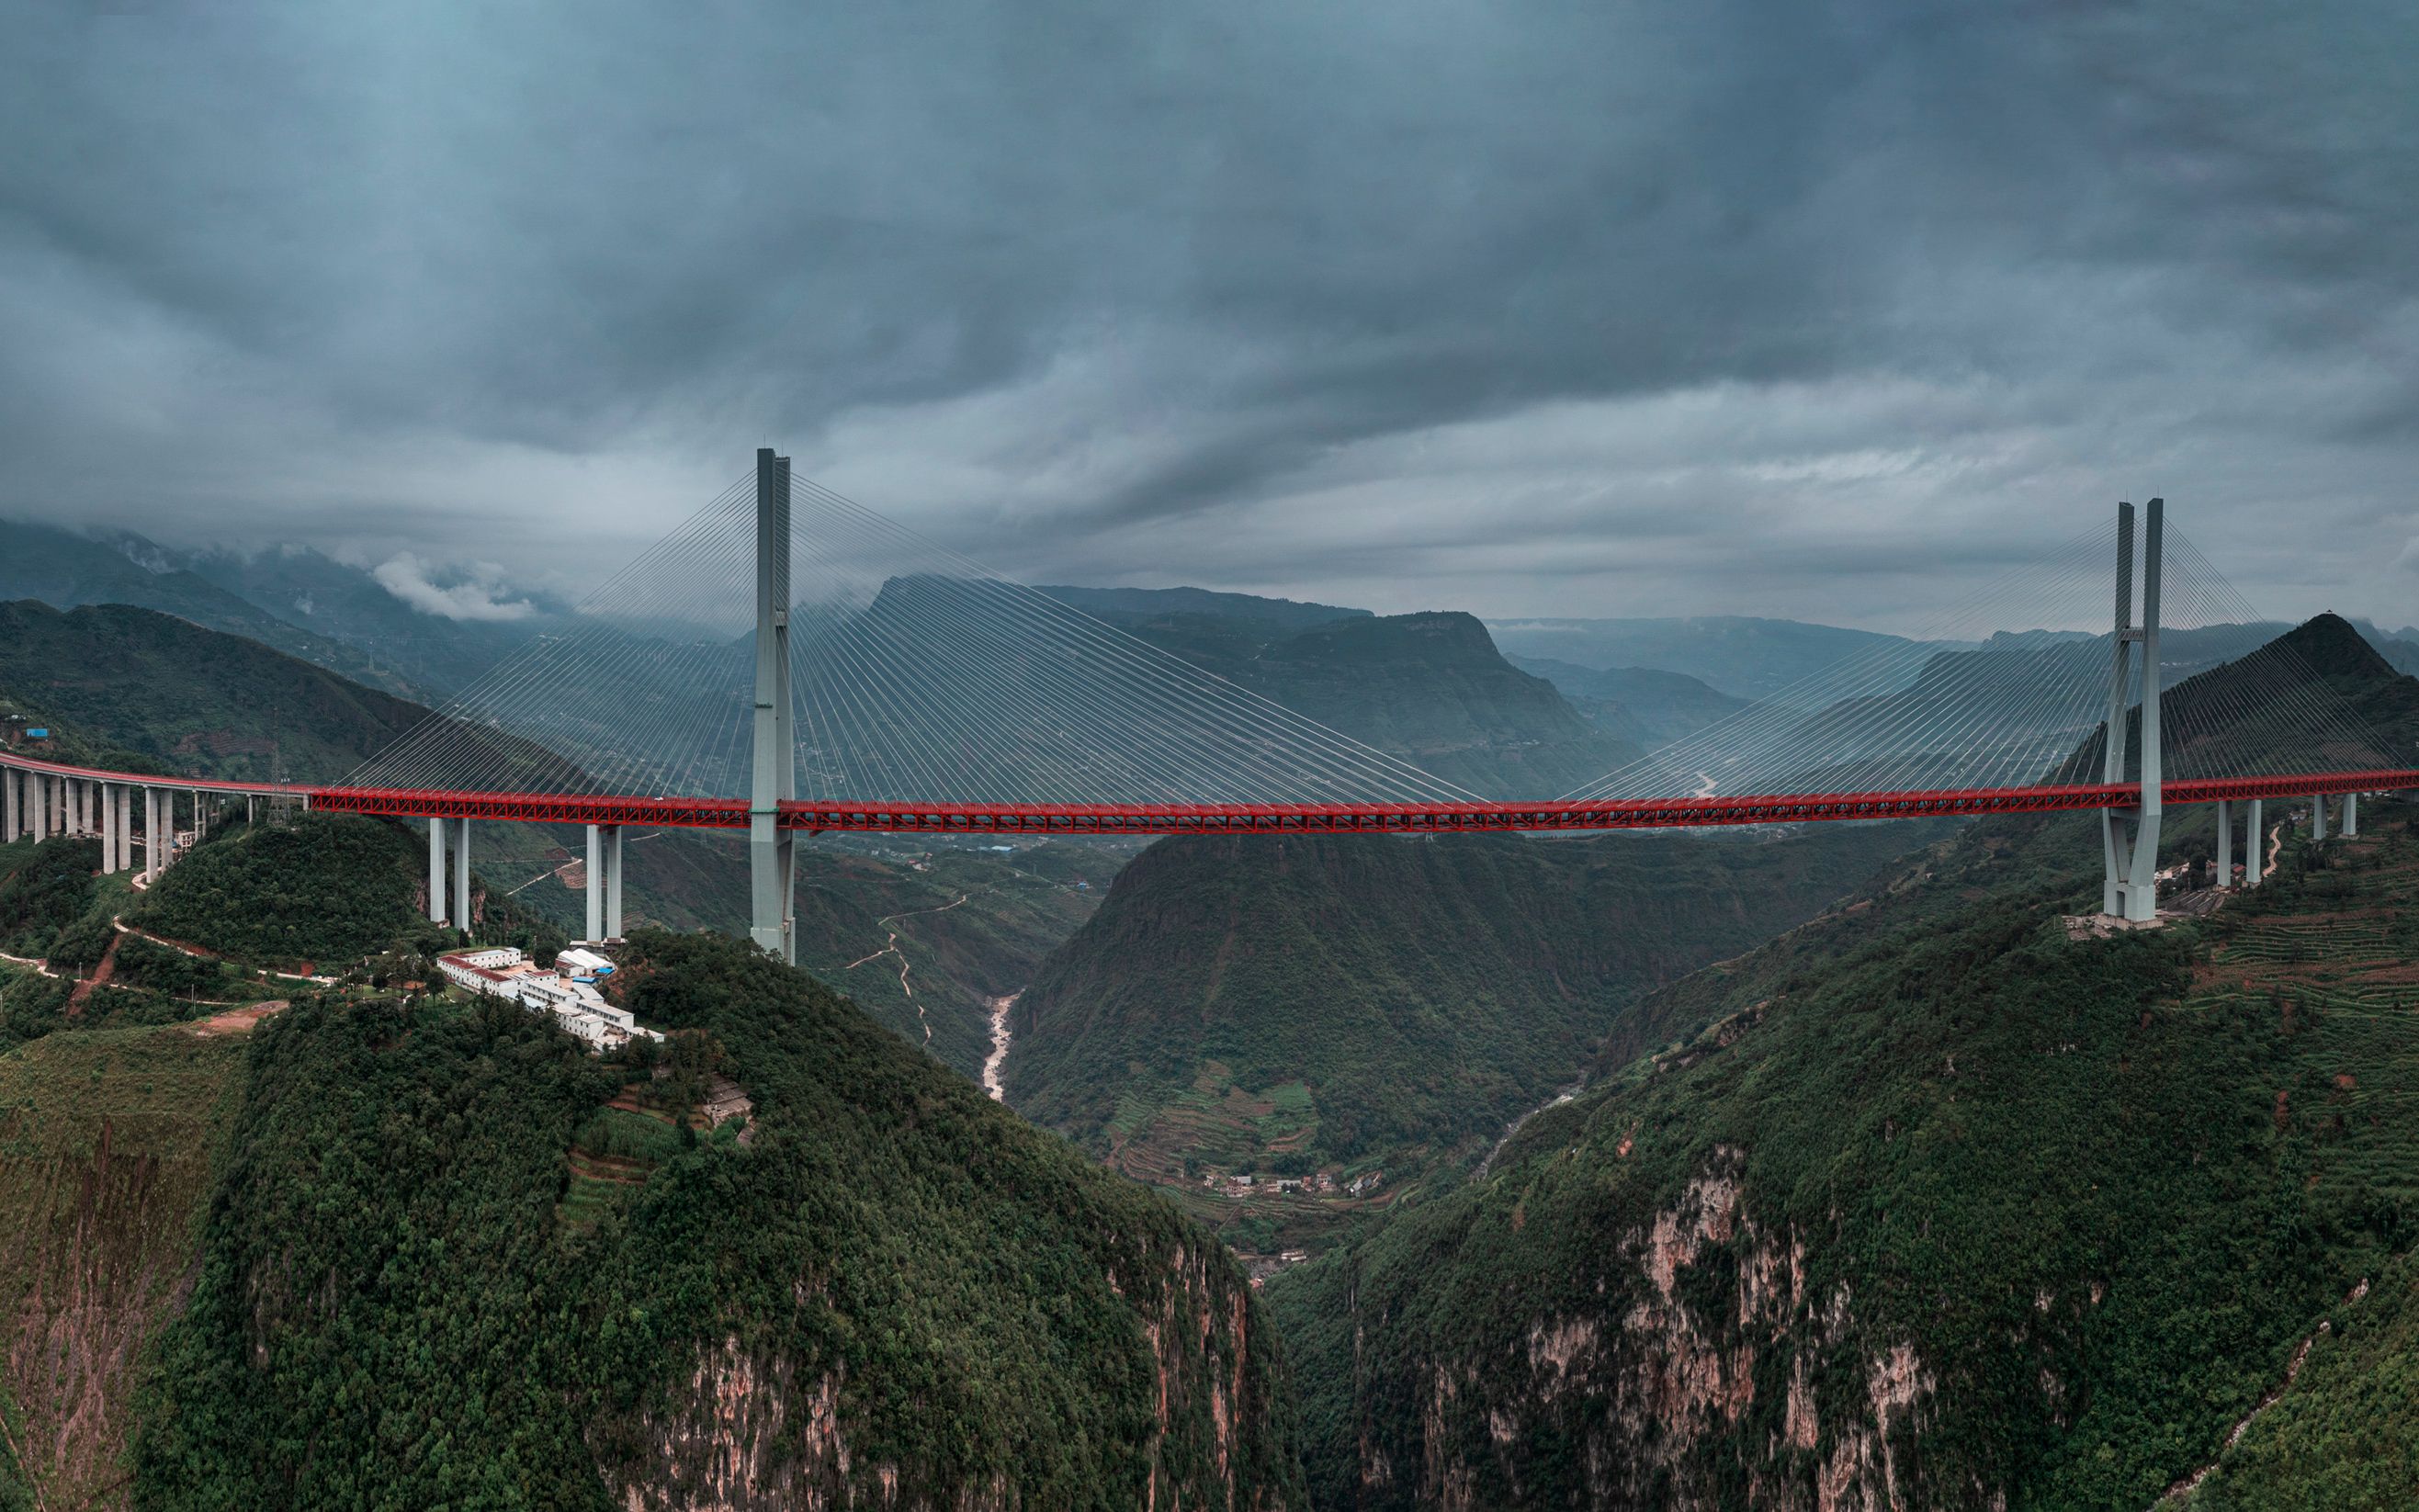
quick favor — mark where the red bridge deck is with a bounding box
[6,753,2413,836]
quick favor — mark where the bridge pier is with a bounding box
[428,817,447,924]
[453,818,472,936]
[2344,791,2358,837]
[606,825,624,939]
[116,786,132,872]
[28,773,46,843]
[100,783,118,874]
[582,823,625,942]
[2215,799,2232,888]
[3,768,17,842]
[2312,794,2328,841]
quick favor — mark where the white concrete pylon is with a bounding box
[2344,792,2359,837]
[2246,798,2264,888]
[2215,798,2232,889]
[749,447,797,964]
[100,783,117,874]
[2099,499,2165,922]
[2312,794,2328,841]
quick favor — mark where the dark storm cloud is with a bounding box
[0,0,2413,630]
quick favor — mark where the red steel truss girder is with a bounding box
[8,758,2411,834]
[288,770,2419,834]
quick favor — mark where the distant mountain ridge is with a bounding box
[1502,656,1751,746]
[1486,615,1958,700]
[1038,583,1369,632]
[1064,602,1640,798]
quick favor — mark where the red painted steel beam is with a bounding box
[10,757,2413,836]
[289,769,2419,835]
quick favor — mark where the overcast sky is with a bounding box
[3,1,2413,634]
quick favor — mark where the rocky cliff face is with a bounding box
[597,1234,1289,1512]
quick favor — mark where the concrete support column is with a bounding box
[2312,794,2328,841]
[428,818,448,924]
[2344,792,2359,837]
[153,789,169,880]
[452,818,471,936]
[118,786,133,872]
[585,823,605,942]
[99,783,118,874]
[2214,799,2232,889]
[605,825,624,940]
[3,767,17,843]
[2246,799,2264,888]
[28,773,46,843]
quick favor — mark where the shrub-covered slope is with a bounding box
[0,601,431,783]
[1007,824,1934,1247]
[136,931,1306,1509]
[0,1021,251,1511]
[1267,790,2419,1509]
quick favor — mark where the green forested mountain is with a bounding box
[0,601,431,783]
[1005,822,1939,1251]
[130,934,1300,1510]
[1265,645,2419,1511]
[0,521,425,695]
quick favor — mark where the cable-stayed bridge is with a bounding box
[5,456,2414,957]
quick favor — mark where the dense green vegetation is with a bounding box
[135,812,433,966]
[1267,792,2419,1510]
[1008,821,1939,1249]
[2191,1253,2419,1508]
[134,811,564,969]
[0,836,100,953]
[135,931,1303,1509]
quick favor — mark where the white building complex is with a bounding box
[436,945,664,1053]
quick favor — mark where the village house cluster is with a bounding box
[435,945,664,1053]
[1204,1168,1384,1200]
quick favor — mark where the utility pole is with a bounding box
[2101,498,2164,922]
[750,447,797,963]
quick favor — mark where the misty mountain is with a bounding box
[175,541,559,694]
[1502,656,1751,746]
[1080,605,1641,798]
[1485,615,1961,700]
[0,519,422,697]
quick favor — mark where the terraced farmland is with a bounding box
[2197,810,2419,1207]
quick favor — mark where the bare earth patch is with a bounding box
[186,1000,288,1037]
